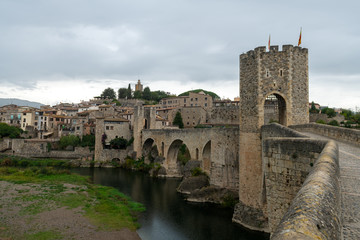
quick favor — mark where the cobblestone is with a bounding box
[301,131,360,239]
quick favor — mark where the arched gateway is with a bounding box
[234,45,309,232]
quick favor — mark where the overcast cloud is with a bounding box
[0,0,359,109]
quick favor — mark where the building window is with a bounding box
[76,127,80,130]
[110,126,114,130]
[205,97,207,101]
[191,98,193,101]
[106,126,109,130]
[205,103,207,107]
[195,98,198,101]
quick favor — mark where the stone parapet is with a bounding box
[291,123,360,147]
[271,141,341,240]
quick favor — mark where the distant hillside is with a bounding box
[0,98,44,108]
[178,89,220,99]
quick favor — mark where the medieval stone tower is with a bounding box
[234,45,309,231]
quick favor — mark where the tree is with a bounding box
[101,88,116,99]
[328,120,339,126]
[321,107,336,118]
[133,90,142,99]
[59,135,80,149]
[0,123,23,138]
[110,137,128,149]
[127,84,132,99]
[309,101,319,113]
[173,111,184,128]
[118,88,127,99]
[143,87,151,100]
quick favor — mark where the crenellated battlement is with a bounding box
[241,45,308,59]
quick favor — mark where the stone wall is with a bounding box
[310,113,345,124]
[271,141,341,240]
[207,106,239,125]
[263,137,327,232]
[259,123,342,239]
[0,139,11,152]
[141,127,239,190]
[9,139,93,160]
[236,45,309,232]
[95,148,131,163]
[291,123,360,147]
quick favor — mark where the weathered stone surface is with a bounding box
[187,186,238,205]
[237,45,309,233]
[141,127,239,189]
[232,200,269,233]
[271,141,341,240]
[291,123,360,147]
[182,160,201,178]
[177,176,209,194]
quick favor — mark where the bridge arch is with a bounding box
[167,139,191,176]
[263,92,287,126]
[142,138,158,163]
[202,140,211,174]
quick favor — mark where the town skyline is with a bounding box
[1,1,360,110]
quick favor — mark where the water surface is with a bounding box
[73,168,269,240]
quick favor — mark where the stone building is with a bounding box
[135,79,143,92]
[159,91,213,110]
[235,45,309,232]
[103,117,131,146]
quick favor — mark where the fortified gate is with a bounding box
[234,45,309,231]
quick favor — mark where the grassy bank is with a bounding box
[0,166,145,239]
[0,154,72,168]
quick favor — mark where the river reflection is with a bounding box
[73,168,269,240]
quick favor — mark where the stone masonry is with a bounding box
[236,45,309,232]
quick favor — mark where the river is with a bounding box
[73,168,269,240]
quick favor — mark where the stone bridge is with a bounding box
[141,127,239,189]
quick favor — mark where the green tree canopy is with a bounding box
[143,87,151,100]
[59,135,81,149]
[118,88,127,99]
[173,111,184,128]
[110,137,128,149]
[133,90,142,99]
[321,107,336,118]
[101,88,116,99]
[0,123,23,138]
[178,89,220,99]
[127,84,132,99]
[309,101,319,113]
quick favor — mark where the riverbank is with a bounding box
[0,166,144,240]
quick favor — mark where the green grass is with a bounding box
[23,230,63,240]
[0,166,145,235]
[0,155,71,168]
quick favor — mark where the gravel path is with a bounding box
[301,131,360,240]
[0,181,141,240]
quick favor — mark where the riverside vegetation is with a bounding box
[0,155,145,240]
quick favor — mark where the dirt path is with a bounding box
[0,181,141,240]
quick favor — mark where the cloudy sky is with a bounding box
[0,0,359,110]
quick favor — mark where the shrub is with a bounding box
[110,137,128,149]
[173,111,184,128]
[0,123,23,138]
[328,120,339,126]
[80,134,95,148]
[191,167,207,177]
[59,135,80,149]
[316,119,326,124]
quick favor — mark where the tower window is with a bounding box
[279,69,283,77]
[266,69,270,77]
